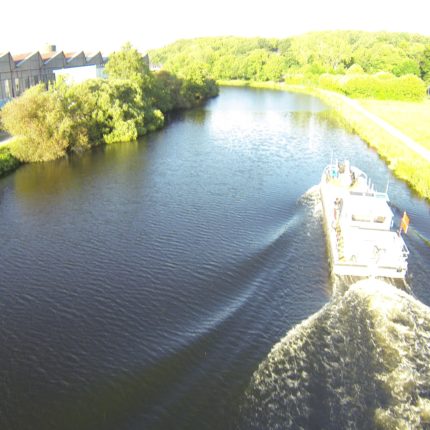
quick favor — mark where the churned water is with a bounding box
[0,87,429,429]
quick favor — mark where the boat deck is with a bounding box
[320,162,408,279]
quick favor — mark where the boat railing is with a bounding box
[349,190,387,197]
[401,241,410,258]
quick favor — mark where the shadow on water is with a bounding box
[167,106,209,125]
[12,141,145,206]
[34,324,238,430]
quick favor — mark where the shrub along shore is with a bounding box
[0,43,218,177]
[0,144,20,177]
[218,80,430,200]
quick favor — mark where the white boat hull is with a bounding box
[320,162,408,279]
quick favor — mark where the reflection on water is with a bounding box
[13,141,145,206]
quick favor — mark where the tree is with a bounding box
[354,43,404,73]
[346,64,365,74]
[263,54,286,81]
[105,42,150,85]
[392,60,420,77]
[0,42,218,164]
[78,78,164,144]
[0,84,90,162]
[419,45,430,83]
[243,49,270,80]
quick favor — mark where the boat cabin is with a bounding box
[342,193,393,230]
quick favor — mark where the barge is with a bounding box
[320,160,409,278]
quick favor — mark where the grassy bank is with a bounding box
[218,80,430,200]
[218,80,293,91]
[359,100,430,151]
[315,90,430,199]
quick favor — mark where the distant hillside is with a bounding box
[149,31,430,84]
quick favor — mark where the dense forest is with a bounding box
[149,31,430,100]
[0,44,218,162]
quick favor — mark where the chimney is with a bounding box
[43,44,57,54]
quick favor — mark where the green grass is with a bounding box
[359,99,430,150]
[308,90,430,200]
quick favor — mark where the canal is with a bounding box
[0,87,429,429]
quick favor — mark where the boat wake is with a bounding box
[298,184,322,219]
[240,279,430,429]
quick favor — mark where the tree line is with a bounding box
[0,43,218,163]
[149,31,430,100]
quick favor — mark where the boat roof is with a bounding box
[346,193,392,217]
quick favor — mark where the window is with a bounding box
[4,79,11,98]
[25,77,30,89]
[34,75,39,85]
[15,78,20,95]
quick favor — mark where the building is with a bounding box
[0,45,105,105]
[54,65,106,84]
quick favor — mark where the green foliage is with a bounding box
[150,31,430,83]
[263,54,286,81]
[1,84,90,162]
[0,146,20,176]
[419,46,430,83]
[319,72,426,101]
[77,79,150,144]
[392,60,420,77]
[0,43,218,164]
[346,64,365,74]
[152,71,184,111]
[289,32,353,72]
[318,74,343,92]
[284,73,307,85]
[105,42,150,86]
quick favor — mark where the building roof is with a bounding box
[85,51,101,60]
[0,49,105,74]
[41,51,59,61]
[12,52,32,63]
[64,52,81,60]
[43,51,67,65]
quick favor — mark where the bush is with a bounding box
[0,146,20,176]
[346,64,365,74]
[1,84,90,162]
[394,74,427,101]
[319,73,343,92]
[0,43,218,164]
[318,71,426,101]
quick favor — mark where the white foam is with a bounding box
[241,279,430,429]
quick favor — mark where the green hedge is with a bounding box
[318,72,426,101]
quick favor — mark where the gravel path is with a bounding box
[321,90,430,163]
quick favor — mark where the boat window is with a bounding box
[352,215,371,222]
[351,214,386,223]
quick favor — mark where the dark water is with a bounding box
[0,87,429,429]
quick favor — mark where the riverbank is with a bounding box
[218,80,430,200]
[360,100,430,151]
